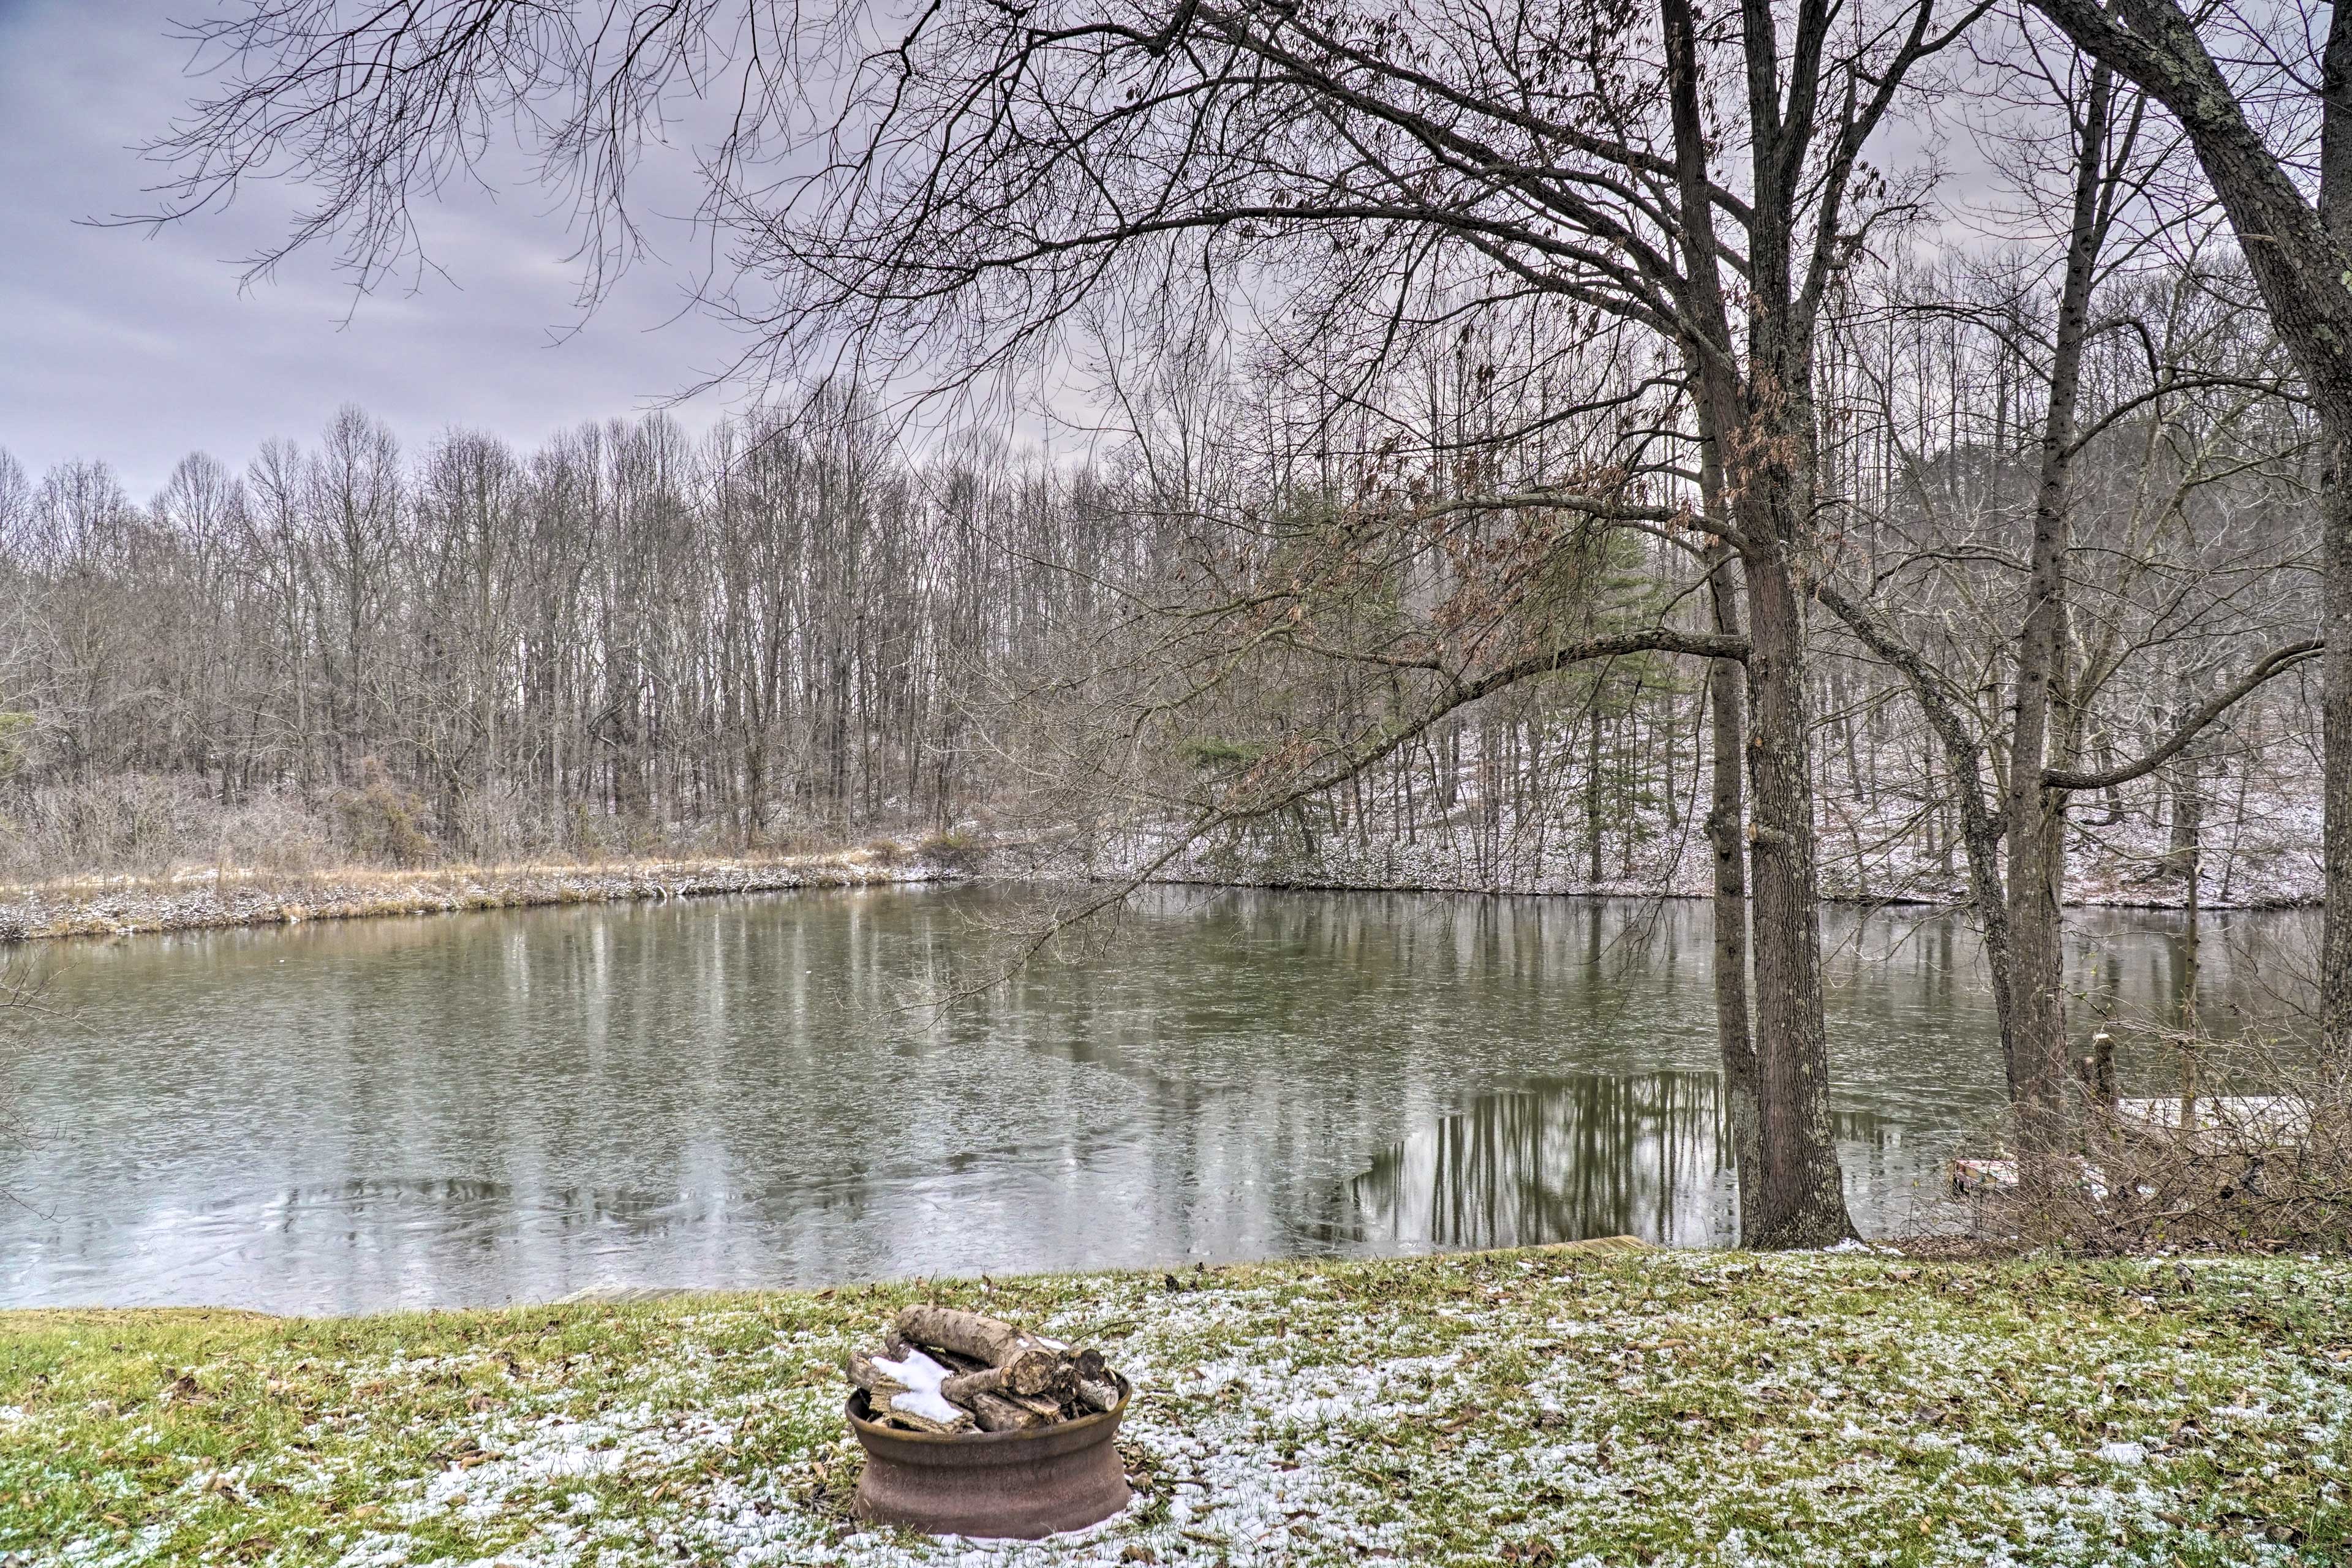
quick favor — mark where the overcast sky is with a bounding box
[0,1,2095,503]
[0,0,751,497]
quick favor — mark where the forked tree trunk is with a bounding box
[1658,0,1855,1248]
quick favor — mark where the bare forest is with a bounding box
[0,246,2321,909]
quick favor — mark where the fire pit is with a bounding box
[840,1305,1135,1537]
[846,1374,1132,1537]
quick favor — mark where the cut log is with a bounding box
[874,1400,974,1435]
[895,1305,1056,1368]
[895,1306,1063,1396]
[940,1365,1010,1404]
[1069,1346,1118,1411]
[965,1389,1050,1432]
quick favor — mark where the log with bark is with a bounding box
[843,1305,1124,1434]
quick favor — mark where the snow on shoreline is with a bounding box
[4,778,2327,948]
[0,851,957,943]
[1068,782,2328,913]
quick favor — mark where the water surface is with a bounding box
[0,886,2301,1312]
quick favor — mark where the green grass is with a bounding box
[4,1250,2348,1565]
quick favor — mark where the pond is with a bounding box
[0,885,2306,1313]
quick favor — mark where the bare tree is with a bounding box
[2017,0,2350,1070]
[1814,24,2320,1174]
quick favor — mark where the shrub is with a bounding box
[334,761,437,868]
[914,827,987,872]
[10,774,209,878]
[216,791,335,874]
[1961,1030,2352,1255]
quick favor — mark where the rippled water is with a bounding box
[0,885,2303,1312]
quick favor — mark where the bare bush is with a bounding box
[213,791,337,875]
[1965,1030,2352,1254]
[7,775,212,879]
[333,761,435,867]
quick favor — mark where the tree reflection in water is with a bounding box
[1348,1072,1914,1249]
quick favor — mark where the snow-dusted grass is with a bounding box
[4,1249,2346,1566]
[0,847,951,942]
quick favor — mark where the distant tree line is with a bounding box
[0,231,2316,905]
[0,395,1149,873]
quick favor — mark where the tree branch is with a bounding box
[2044,639,2324,790]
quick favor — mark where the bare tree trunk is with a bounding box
[2317,458,2352,1075]
[1586,703,1604,887]
[1741,542,1855,1247]
[2007,64,2113,1171]
[1705,541,1763,1221]
[2307,0,2352,1082]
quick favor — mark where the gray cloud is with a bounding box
[0,1,2095,500]
[0,0,746,495]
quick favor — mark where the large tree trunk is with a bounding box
[1738,541,1856,1248]
[1661,0,1852,1246]
[2324,450,2352,1075]
[2322,9,2352,1080]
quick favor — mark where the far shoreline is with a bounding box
[0,848,958,944]
[0,842,2315,946]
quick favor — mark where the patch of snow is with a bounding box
[876,1347,970,1428]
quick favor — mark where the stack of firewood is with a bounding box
[845,1305,1123,1434]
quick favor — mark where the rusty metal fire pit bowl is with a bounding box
[846,1374,1133,1538]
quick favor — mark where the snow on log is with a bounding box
[849,1304,1125,1434]
[848,1344,976,1433]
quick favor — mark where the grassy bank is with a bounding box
[0,847,952,943]
[4,1249,2346,1566]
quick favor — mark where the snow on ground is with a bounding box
[0,850,952,942]
[1075,771,2326,910]
[6,1249,2346,1566]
